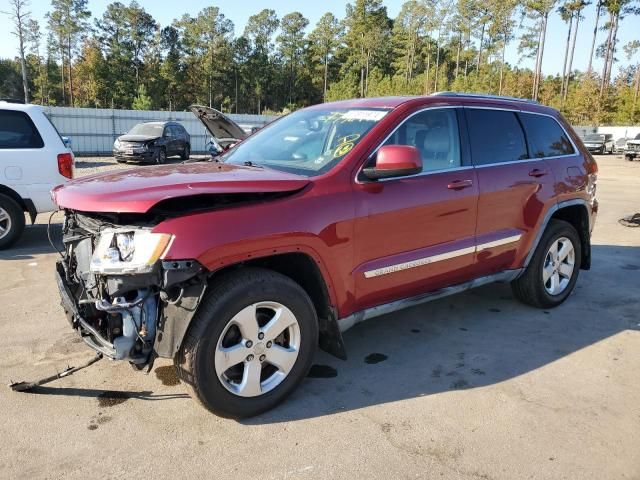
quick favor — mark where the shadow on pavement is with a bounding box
[244,244,639,425]
[0,223,63,260]
[4,225,638,422]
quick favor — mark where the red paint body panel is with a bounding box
[52,162,310,213]
[351,169,479,310]
[471,159,555,276]
[375,145,422,170]
[54,95,597,322]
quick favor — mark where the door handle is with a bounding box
[529,168,548,178]
[447,179,473,190]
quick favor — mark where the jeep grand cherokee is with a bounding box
[51,93,598,418]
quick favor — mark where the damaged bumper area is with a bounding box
[56,210,206,367]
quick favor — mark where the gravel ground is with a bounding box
[0,154,638,479]
[74,155,210,177]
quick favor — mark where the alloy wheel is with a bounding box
[214,301,301,397]
[542,236,575,295]
[0,207,12,240]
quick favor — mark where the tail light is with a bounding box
[586,156,598,196]
[57,152,74,179]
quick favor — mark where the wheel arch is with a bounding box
[207,252,347,359]
[549,204,591,270]
[0,185,36,223]
[525,200,592,271]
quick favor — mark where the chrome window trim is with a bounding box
[517,109,579,159]
[464,107,579,168]
[354,105,463,184]
[356,104,581,182]
[363,233,522,278]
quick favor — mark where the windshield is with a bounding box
[584,134,605,141]
[222,107,390,176]
[127,123,164,136]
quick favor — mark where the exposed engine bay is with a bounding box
[56,210,204,367]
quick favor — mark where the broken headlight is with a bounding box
[90,228,172,275]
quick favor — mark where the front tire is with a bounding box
[512,219,581,308]
[175,268,318,418]
[0,194,25,250]
[155,147,166,164]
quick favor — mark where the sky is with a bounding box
[1,0,638,78]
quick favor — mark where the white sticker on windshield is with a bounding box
[341,110,388,122]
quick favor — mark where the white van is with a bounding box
[0,100,74,248]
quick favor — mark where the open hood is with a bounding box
[52,162,309,214]
[190,105,247,142]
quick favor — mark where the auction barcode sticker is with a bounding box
[341,110,388,122]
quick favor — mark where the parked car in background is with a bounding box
[52,93,597,417]
[614,137,630,153]
[581,133,614,154]
[113,121,190,164]
[0,100,74,249]
[190,105,248,159]
[625,133,640,161]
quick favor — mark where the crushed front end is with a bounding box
[56,210,206,368]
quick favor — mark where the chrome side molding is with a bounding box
[338,269,523,333]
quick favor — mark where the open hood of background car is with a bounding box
[52,162,309,214]
[190,105,248,142]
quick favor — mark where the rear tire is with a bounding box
[512,219,581,309]
[0,194,25,250]
[174,268,318,418]
[180,144,190,160]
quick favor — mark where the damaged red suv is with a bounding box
[52,93,597,418]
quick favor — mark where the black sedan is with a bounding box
[113,121,190,163]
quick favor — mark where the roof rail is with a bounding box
[0,98,26,104]
[430,91,539,104]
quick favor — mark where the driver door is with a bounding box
[351,107,479,310]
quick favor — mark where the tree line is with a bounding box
[1,0,639,125]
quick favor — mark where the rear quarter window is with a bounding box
[465,108,528,165]
[0,110,44,149]
[519,113,575,158]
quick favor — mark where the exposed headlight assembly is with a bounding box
[90,228,172,275]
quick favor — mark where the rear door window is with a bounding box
[381,108,461,172]
[519,113,575,158]
[465,109,528,165]
[0,110,44,149]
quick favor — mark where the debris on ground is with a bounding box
[619,213,640,227]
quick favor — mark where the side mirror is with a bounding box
[362,145,422,180]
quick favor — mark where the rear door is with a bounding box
[518,112,582,206]
[352,107,479,310]
[464,107,556,276]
